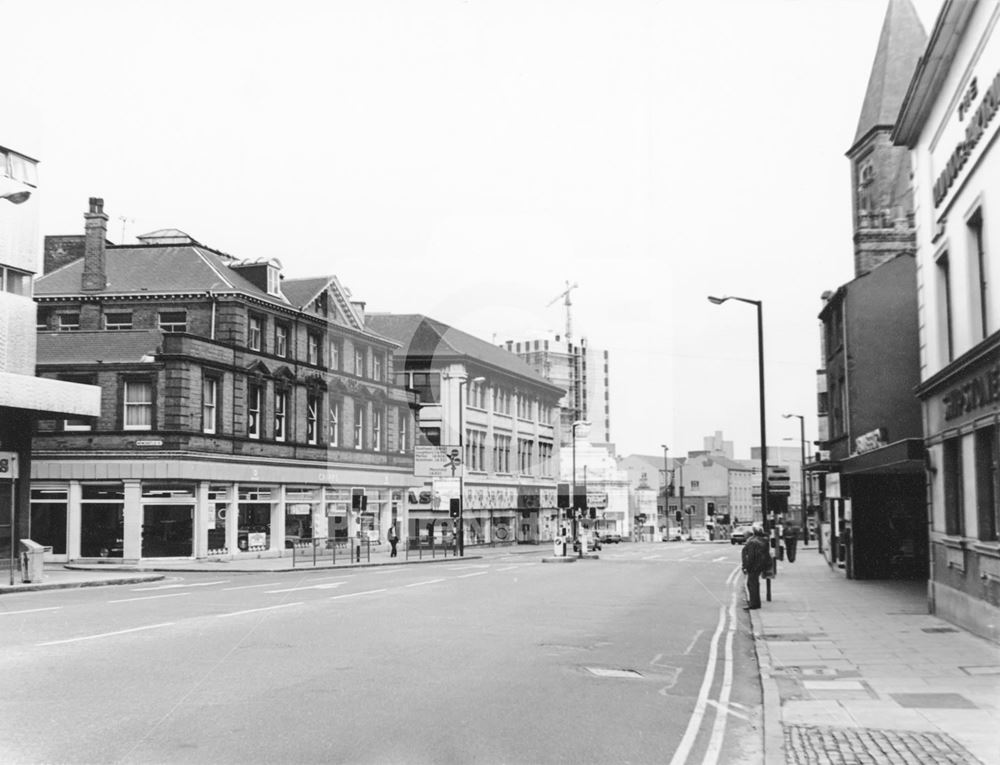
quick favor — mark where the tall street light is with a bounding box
[783,413,808,543]
[660,444,669,537]
[709,294,772,601]
[571,419,591,547]
[457,374,485,557]
[1,190,31,205]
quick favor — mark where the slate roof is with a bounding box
[850,0,927,153]
[366,313,564,394]
[37,330,163,365]
[281,276,331,309]
[35,244,284,303]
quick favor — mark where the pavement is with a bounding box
[750,542,1000,765]
[3,540,998,764]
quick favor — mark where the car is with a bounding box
[730,525,755,545]
[573,535,601,552]
[601,533,622,544]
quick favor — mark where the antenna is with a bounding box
[118,215,135,244]
[546,281,579,343]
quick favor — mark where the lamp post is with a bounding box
[783,413,808,543]
[1,190,31,205]
[660,444,669,537]
[709,294,772,600]
[457,374,486,557]
[571,419,591,548]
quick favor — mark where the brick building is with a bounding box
[31,199,415,562]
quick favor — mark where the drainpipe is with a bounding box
[206,291,216,340]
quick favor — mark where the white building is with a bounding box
[562,426,630,538]
[893,0,1000,642]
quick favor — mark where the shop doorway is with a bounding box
[141,504,193,558]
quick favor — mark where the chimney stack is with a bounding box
[82,197,108,291]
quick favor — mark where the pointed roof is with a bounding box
[849,0,927,155]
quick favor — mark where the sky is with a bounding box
[5,0,946,461]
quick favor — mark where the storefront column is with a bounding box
[195,482,210,559]
[122,480,142,560]
[67,481,82,560]
[225,483,238,555]
[272,486,285,552]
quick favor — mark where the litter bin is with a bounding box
[20,539,51,584]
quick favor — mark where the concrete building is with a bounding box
[32,199,414,562]
[503,334,611,446]
[562,427,630,539]
[619,452,672,535]
[366,314,564,545]
[893,0,1000,641]
[0,145,99,575]
[811,0,928,581]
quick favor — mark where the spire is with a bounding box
[849,0,927,155]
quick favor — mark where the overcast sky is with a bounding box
[7,0,945,460]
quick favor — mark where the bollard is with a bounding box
[355,541,360,563]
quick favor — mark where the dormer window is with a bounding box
[267,265,280,296]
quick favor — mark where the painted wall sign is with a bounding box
[934,70,1000,208]
[943,361,1000,421]
[854,428,887,455]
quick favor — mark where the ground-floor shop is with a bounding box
[918,344,1000,643]
[29,456,412,562]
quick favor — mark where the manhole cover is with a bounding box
[586,667,642,678]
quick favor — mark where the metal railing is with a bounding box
[290,537,371,567]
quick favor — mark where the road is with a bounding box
[0,542,763,764]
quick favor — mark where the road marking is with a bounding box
[495,565,521,572]
[668,604,727,765]
[216,602,303,618]
[642,555,660,560]
[109,593,192,604]
[684,629,704,655]
[330,589,386,600]
[0,606,62,616]
[713,556,726,562]
[38,622,175,646]
[702,590,740,765]
[221,582,284,591]
[447,564,490,570]
[705,698,750,721]
[455,571,487,579]
[406,579,445,588]
[265,582,346,593]
[132,580,229,591]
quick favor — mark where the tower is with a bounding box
[846,0,926,277]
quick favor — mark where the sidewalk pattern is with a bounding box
[751,546,1000,765]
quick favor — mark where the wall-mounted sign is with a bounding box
[587,492,608,509]
[943,362,1000,421]
[854,428,886,455]
[287,503,311,515]
[0,451,18,479]
[135,440,163,447]
[934,71,1000,209]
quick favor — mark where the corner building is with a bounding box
[894,0,1000,642]
[31,200,415,562]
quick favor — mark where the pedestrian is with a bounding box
[741,524,771,610]
[783,523,799,563]
[388,525,399,558]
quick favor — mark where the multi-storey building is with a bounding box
[811,0,928,581]
[893,0,1000,641]
[366,314,564,545]
[31,199,414,562]
[503,334,611,445]
[0,144,99,573]
[565,430,630,539]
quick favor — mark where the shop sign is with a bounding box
[0,451,18,479]
[943,361,1000,421]
[287,503,312,515]
[854,428,886,455]
[135,439,163,447]
[517,488,540,509]
[826,473,841,499]
[247,532,266,548]
[934,71,1000,209]
[587,492,608,509]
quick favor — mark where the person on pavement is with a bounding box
[388,525,399,558]
[783,523,800,562]
[741,524,771,610]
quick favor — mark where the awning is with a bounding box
[839,438,925,476]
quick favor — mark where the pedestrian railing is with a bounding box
[290,537,372,567]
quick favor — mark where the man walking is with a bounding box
[388,525,399,558]
[741,524,771,610]
[783,522,800,562]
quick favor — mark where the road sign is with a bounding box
[0,452,18,479]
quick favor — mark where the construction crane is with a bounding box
[547,281,578,343]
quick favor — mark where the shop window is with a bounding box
[943,438,964,537]
[975,426,999,542]
[207,485,231,554]
[80,484,124,558]
[123,379,153,430]
[30,488,68,555]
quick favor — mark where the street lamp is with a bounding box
[1,191,31,205]
[571,419,591,549]
[709,294,772,600]
[783,413,808,542]
[660,444,669,538]
[457,374,486,557]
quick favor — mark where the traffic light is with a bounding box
[351,487,367,511]
[573,488,587,511]
[449,498,460,518]
[707,502,715,516]
[589,508,597,519]
[557,482,570,509]
[675,510,682,523]
[668,484,675,496]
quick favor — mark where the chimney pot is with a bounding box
[82,197,109,291]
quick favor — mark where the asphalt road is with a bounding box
[0,542,764,765]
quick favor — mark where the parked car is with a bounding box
[730,525,755,545]
[601,533,622,544]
